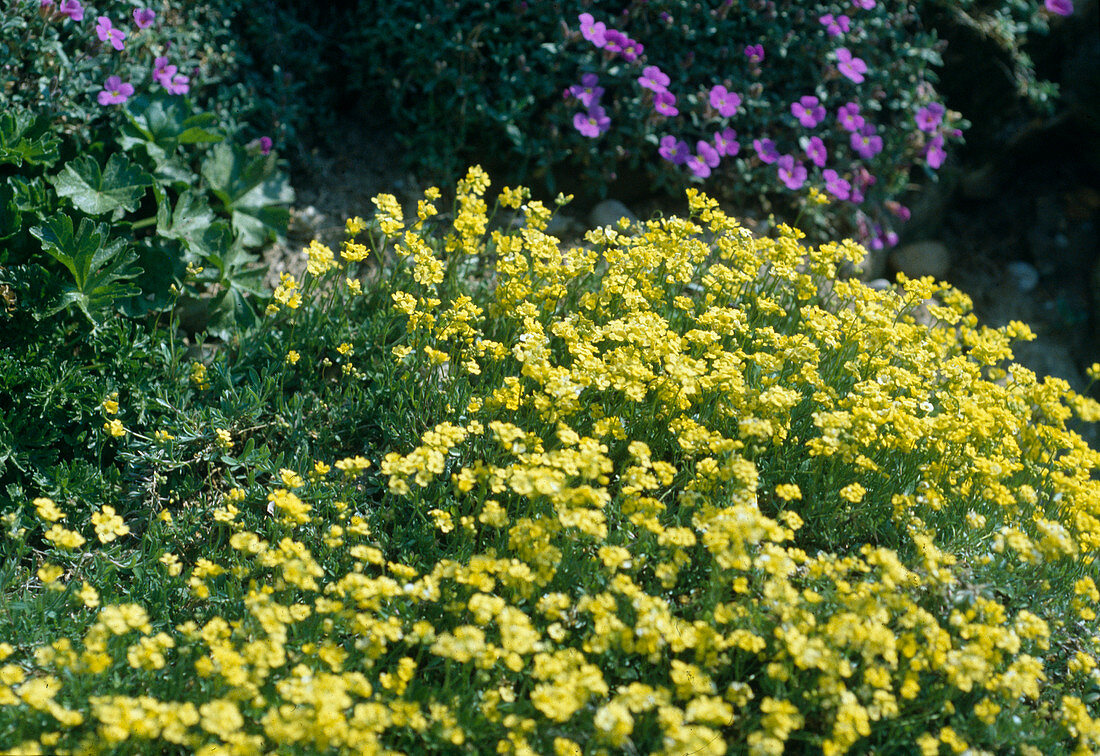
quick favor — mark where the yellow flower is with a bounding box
[154,429,174,445]
[199,699,243,738]
[44,524,85,550]
[303,239,339,276]
[91,506,130,543]
[286,349,300,365]
[78,582,99,609]
[34,497,64,523]
[345,215,366,236]
[500,185,530,210]
[101,395,119,414]
[214,428,232,451]
[189,361,209,389]
[279,468,305,488]
[774,483,802,501]
[839,482,866,503]
[103,419,126,438]
[37,563,64,588]
[160,553,182,577]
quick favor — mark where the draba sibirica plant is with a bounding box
[558,2,978,249]
[3,168,1100,753]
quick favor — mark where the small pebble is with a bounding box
[589,199,638,230]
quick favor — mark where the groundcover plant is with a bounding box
[2,168,1100,754]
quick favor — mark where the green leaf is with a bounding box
[119,93,223,160]
[29,213,141,326]
[0,183,21,241]
[49,153,152,217]
[155,187,216,244]
[0,110,60,168]
[201,142,293,248]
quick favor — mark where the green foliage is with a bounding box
[0,0,294,336]
[49,153,152,217]
[29,212,140,326]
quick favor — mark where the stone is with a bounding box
[589,199,638,231]
[888,240,952,280]
[1005,261,1040,293]
[544,212,583,238]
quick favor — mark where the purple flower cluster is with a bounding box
[153,56,190,95]
[565,73,610,138]
[791,96,825,128]
[97,75,133,105]
[41,0,84,21]
[43,5,177,107]
[819,13,851,37]
[565,7,973,250]
[835,48,868,83]
[579,13,644,62]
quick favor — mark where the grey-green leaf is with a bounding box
[50,153,152,216]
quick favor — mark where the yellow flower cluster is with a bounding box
[6,175,1100,754]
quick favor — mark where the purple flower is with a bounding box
[1045,0,1074,14]
[686,156,712,178]
[687,142,721,178]
[791,95,826,128]
[259,136,273,155]
[836,102,865,132]
[659,135,690,165]
[133,8,155,28]
[653,90,679,117]
[603,29,627,54]
[852,0,876,8]
[776,155,807,190]
[569,75,604,108]
[619,37,644,62]
[926,134,946,169]
[850,128,883,160]
[753,138,779,164]
[96,16,126,51]
[804,136,827,167]
[835,48,867,83]
[638,66,670,93]
[697,141,720,168]
[822,169,851,200]
[573,106,610,138]
[744,44,765,63]
[714,128,739,157]
[58,0,82,21]
[850,166,875,203]
[578,13,607,47]
[886,202,911,221]
[153,56,177,86]
[915,102,945,133]
[97,75,133,105]
[709,85,741,117]
[164,73,190,95]
[819,13,851,36]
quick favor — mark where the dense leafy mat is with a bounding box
[2,171,1100,754]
